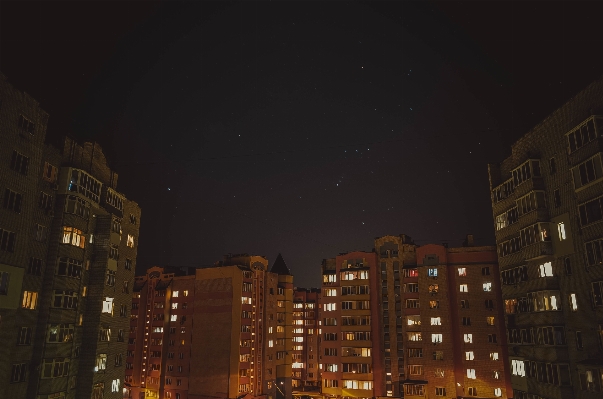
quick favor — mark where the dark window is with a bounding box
[18,115,35,134]
[39,192,53,211]
[554,189,561,208]
[579,197,603,226]
[28,258,42,276]
[9,151,29,175]
[576,331,583,350]
[482,267,490,276]
[549,157,556,174]
[3,189,22,213]
[0,228,16,252]
[564,258,572,275]
[10,363,27,383]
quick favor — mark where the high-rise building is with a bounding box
[292,287,320,393]
[319,235,512,399]
[0,72,141,399]
[126,266,196,399]
[488,77,603,399]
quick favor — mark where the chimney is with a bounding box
[464,234,475,247]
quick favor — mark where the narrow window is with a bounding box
[549,157,556,174]
[554,189,561,207]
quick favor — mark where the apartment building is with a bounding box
[488,77,603,399]
[184,253,293,399]
[126,266,196,399]
[320,251,384,399]
[292,287,320,393]
[401,239,512,399]
[0,71,141,399]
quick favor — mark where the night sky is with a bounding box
[2,1,603,288]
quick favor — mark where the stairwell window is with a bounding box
[558,223,567,240]
[127,234,135,248]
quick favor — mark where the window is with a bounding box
[465,351,474,360]
[579,196,603,226]
[22,291,38,309]
[512,159,539,187]
[27,257,42,276]
[462,317,471,326]
[102,297,114,314]
[99,327,111,342]
[42,358,70,379]
[490,352,499,360]
[464,334,473,343]
[460,284,468,292]
[405,283,419,292]
[17,327,32,345]
[569,293,578,311]
[408,365,423,375]
[553,189,561,207]
[406,299,420,308]
[482,267,490,275]
[565,257,572,275]
[502,265,528,285]
[18,114,35,133]
[68,169,101,203]
[10,151,29,175]
[57,257,83,279]
[105,270,116,287]
[3,188,22,213]
[432,334,442,343]
[324,302,336,311]
[496,207,519,230]
[488,334,497,343]
[494,388,502,397]
[528,290,561,311]
[549,157,556,174]
[52,290,78,310]
[458,267,467,276]
[428,268,438,277]
[125,258,132,270]
[461,300,469,309]
[467,369,476,379]
[435,387,446,396]
[0,228,16,252]
[64,196,90,219]
[485,299,494,309]
[576,331,584,350]
[429,300,439,309]
[407,332,422,342]
[95,354,107,371]
[512,359,525,376]
[487,316,495,326]
[539,262,554,277]
[573,155,602,189]
[47,324,74,343]
[403,268,419,277]
[404,384,425,396]
[11,363,27,383]
[408,348,423,358]
[61,227,85,248]
[324,288,337,296]
[429,284,439,293]
[127,234,135,248]
[39,191,53,211]
[483,282,492,292]
[468,387,477,396]
[557,222,567,241]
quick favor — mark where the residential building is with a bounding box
[488,77,603,399]
[0,72,141,399]
[292,287,320,393]
[126,266,196,399]
[319,235,512,399]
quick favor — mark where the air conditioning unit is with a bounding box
[51,183,59,190]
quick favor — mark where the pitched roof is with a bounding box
[270,253,291,275]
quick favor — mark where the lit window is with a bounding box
[268,327,273,333]
[127,235,134,248]
[486,316,495,326]
[464,334,473,343]
[428,268,438,277]
[324,303,336,311]
[22,291,38,309]
[172,303,178,309]
[183,290,189,296]
[102,297,114,314]
[494,388,502,397]
[171,315,177,322]
[569,293,578,311]
[539,262,554,277]
[268,340,273,347]
[172,291,179,297]
[558,222,566,240]
[458,267,467,276]
[460,284,468,293]
[511,359,525,376]
[324,288,337,296]
[95,354,107,371]
[407,315,421,326]
[465,351,474,360]
[490,352,499,360]
[432,334,442,343]
[62,226,85,248]
[483,282,492,292]
[407,332,422,342]
[111,379,120,393]
[323,274,336,283]
[431,317,441,326]
[467,369,476,379]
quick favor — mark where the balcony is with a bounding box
[523,241,553,261]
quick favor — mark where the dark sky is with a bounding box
[2,1,603,288]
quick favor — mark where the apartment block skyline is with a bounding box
[489,76,603,398]
[0,72,141,399]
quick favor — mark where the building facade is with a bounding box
[0,72,141,399]
[488,77,603,399]
[292,287,321,394]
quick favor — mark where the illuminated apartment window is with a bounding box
[324,303,336,311]
[429,300,439,309]
[487,316,495,326]
[430,317,441,326]
[171,315,177,322]
[429,284,439,293]
[268,326,273,333]
[102,297,114,314]
[569,293,578,311]
[241,297,252,305]
[95,354,107,372]
[172,291,179,298]
[183,290,189,296]
[127,235,135,248]
[465,351,474,360]
[460,284,468,293]
[435,387,446,397]
[539,262,554,277]
[277,326,284,333]
[22,291,38,309]
[325,364,338,372]
[408,365,423,375]
[458,267,467,276]
[483,282,492,292]
[268,340,273,347]
[172,303,178,309]
[557,223,566,240]
[494,388,502,397]
[528,290,561,311]
[432,334,442,344]
[407,315,421,326]
[511,359,525,376]
[467,369,476,379]
[407,332,422,342]
[464,334,473,343]
[490,352,499,360]
[468,387,477,396]
[62,227,85,248]
[324,288,337,296]
[428,268,438,277]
